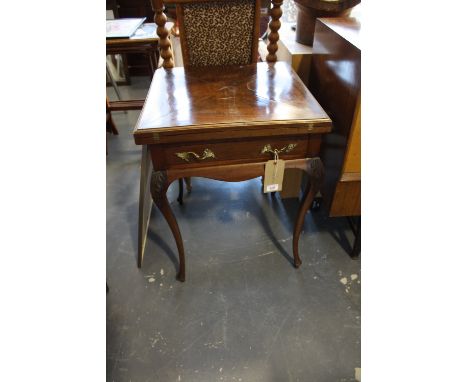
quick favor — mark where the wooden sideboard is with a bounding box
[309,9,361,217]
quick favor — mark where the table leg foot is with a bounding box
[294,258,302,268]
[292,158,324,267]
[176,272,185,282]
[151,170,186,282]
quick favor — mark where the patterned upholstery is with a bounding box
[181,0,256,67]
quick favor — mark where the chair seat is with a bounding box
[134,62,331,144]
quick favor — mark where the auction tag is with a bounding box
[264,159,285,193]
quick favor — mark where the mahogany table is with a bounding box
[133,61,332,281]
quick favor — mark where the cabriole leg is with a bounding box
[292,158,324,267]
[150,171,186,281]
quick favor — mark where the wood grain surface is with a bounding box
[134,62,331,144]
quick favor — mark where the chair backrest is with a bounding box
[151,0,283,69]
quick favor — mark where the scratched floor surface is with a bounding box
[106,77,361,382]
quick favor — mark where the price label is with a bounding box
[264,159,285,193]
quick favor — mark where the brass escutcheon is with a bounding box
[175,148,216,162]
[260,143,297,156]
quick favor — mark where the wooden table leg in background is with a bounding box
[106,96,119,136]
[176,177,193,205]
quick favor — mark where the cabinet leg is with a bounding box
[292,158,324,268]
[151,171,186,281]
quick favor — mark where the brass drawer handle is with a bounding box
[175,148,216,162]
[260,143,297,156]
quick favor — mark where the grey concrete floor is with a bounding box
[107,77,361,382]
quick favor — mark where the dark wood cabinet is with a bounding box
[309,9,361,217]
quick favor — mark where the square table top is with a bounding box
[133,61,331,144]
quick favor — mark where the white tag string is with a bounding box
[273,150,279,181]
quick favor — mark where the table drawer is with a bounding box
[157,135,315,169]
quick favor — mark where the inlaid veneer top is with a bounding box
[134,62,331,135]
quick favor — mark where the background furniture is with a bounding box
[106,61,123,100]
[134,0,332,281]
[106,26,160,111]
[106,97,119,136]
[309,9,361,255]
[106,4,131,85]
[107,0,156,76]
[106,97,119,155]
[293,0,360,45]
[273,22,314,89]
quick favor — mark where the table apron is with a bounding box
[149,134,322,171]
[165,158,317,183]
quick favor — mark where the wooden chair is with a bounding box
[135,0,332,280]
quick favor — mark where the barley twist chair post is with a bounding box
[152,0,174,69]
[266,0,283,63]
